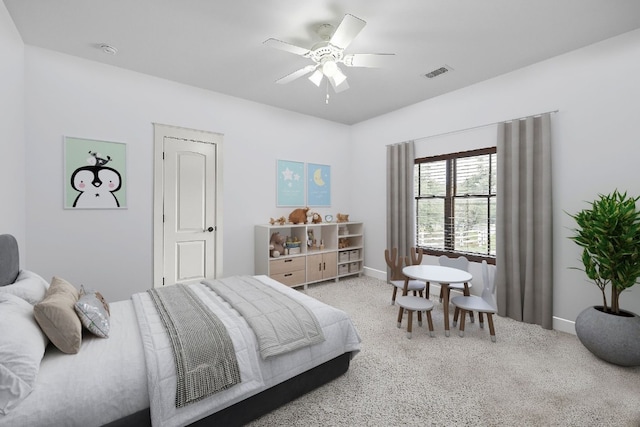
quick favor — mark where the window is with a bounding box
[414,147,496,263]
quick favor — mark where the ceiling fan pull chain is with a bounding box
[326,80,330,104]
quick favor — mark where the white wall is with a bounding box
[352,28,640,331]
[23,47,351,302]
[0,4,26,261]
[5,0,640,329]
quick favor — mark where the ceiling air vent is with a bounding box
[423,65,453,79]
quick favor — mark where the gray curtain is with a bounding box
[496,113,553,329]
[386,141,415,276]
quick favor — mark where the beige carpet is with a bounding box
[247,276,640,427]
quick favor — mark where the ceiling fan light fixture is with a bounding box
[308,69,324,86]
[331,67,347,87]
[321,60,338,77]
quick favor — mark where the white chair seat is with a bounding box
[391,279,425,292]
[396,295,435,339]
[396,295,434,311]
[450,295,496,313]
[447,282,471,291]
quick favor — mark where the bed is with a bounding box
[0,236,361,427]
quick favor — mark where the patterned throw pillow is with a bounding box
[74,286,110,338]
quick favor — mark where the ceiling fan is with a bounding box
[263,14,394,94]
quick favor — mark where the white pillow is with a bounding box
[0,293,49,414]
[0,270,50,305]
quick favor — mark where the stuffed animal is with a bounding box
[288,207,309,224]
[338,238,350,249]
[336,213,350,223]
[269,216,286,225]
[308,211,322,224]
[269,232,286,258]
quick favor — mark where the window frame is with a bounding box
[414,147,497,265]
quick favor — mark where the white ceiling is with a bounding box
[5,1,640,125]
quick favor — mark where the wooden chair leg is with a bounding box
[464,285,475,323]
[391,287,398,305]
[453,307,460,326]
[425,282,430,298]
[406,310,414,339]
[396,307,404,327]
[417,309,423,326]
[426,311,435,337]
[486,313,496,342]
[438,286,444,302]
[478,312,485,329]
[458,309,466,337]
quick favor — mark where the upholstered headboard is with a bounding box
[0,234,20,286]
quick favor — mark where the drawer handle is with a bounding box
[284,259,292,263]
[284,273,292,277]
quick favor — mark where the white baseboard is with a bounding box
[363,267,385,281]
[364,266,577,335]
[552,316,576,335]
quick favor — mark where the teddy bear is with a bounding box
[338,238,350,249]
[269,232,285,257]
[336,213,350,223]
[288,207,309,224]
[269,216,286,225]
[308,211,322,224]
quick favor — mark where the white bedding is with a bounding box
[133,275,361,427]
[0,299,149,427]
[0,275,361,427]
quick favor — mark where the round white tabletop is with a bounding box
[403,265,472,284]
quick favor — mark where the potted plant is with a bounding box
[568,189,640,366]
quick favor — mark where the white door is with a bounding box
[153,124,223,288]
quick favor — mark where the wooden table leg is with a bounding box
[442,283,450,337]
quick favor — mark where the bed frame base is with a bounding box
[103,351,352,427]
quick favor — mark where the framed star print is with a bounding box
[64,136,127,209]
[276,159,305,207]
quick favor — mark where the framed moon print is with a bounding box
[64,136,127,209]
[307,163,330,207]
[277,159,305,207]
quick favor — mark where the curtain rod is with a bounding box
[409,109,559,144]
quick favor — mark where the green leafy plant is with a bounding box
[569,190,640,314]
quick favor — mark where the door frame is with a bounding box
[152,123,224,288]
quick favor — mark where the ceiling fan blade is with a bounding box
[343,53,395,68]
[275,65,317,84]
[263,38,310,56]
[329,14,366,50]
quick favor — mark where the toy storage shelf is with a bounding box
[255,222,364,289]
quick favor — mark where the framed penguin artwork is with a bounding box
[64,136,127,209]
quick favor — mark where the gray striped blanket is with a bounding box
[147,284,241,408]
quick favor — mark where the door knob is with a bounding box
[206,226,214,232]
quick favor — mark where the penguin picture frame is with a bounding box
[63,136,127,209]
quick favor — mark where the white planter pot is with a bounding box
[575,306,640,367]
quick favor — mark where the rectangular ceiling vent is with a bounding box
[423,65,453,79]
